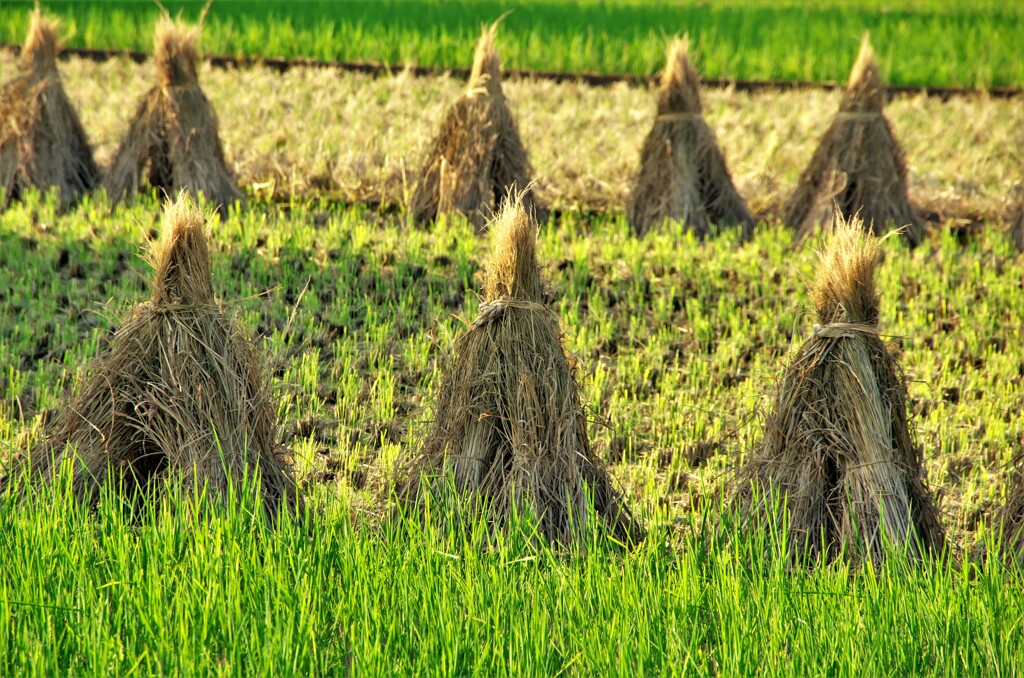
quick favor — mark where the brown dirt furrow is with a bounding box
[4,43,1024,100]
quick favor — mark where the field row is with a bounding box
[2,193,1023,673]
[2,51,1020,225]
[2,0,1023,88]
[2,195,1022,547]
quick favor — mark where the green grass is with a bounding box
[3,472,1021,675]
[2,472,1023,675]
[2,0,1023,88]
[1,191,1023,674]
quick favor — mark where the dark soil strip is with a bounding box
[3,44,1021,101]
[271,196,1005,232]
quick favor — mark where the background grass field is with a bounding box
[1,193,1023,674]
[2,0,1023,88]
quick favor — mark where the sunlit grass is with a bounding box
[1,464,1022,675]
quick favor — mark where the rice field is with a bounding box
[3,2,1024,675]
[1,0,1023,88]
[1,192,1023,674]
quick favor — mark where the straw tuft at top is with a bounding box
[658,36,702,115]
[152,193,215,306]
[843,33,885,113]
[809,215,881,326]
[468,19,504,97]
[20,8,61,73]
[483,192,543,303]
[154,16,201,88]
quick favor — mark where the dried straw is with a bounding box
[785,35,924,247]
[409,21,544,230]
[734,215,944,565]
[5,193,298,518]
[0,8,99,209]
[397,192,640,545]
[998,452,1024,565]
[627,37,754,238]
[1011,190,1024,252]
[105,17,242,214]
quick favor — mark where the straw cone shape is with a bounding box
[785,36,923,247]
[1011,191,1024,252]
[5,194,298,518]
[998,454,1024,564]
[397,193,639,544]
[105,17,242,213]
[627,38,754,238]
[409,22,543,230]
[735,216,944,564]
[0,9,99,209]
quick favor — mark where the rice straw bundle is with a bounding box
[5,194,298,518]
[785,35,923,247]
[409,21,543,230]
[105,16,242,214]
[397,192,639,545]
[0,7,99,209]
[735,215,944,564]
[627,37,754,238]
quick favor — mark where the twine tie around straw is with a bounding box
[656,113,704,122]
[812,321,881,339]
[470,296,549,329]
[465,76,500,98]
[835,112,882,122]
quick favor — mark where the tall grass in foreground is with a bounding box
[1,0,1022,87]
[1,468,1021,675]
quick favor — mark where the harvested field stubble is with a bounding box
[3,50,1018,225]
[0,196,1019,525]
